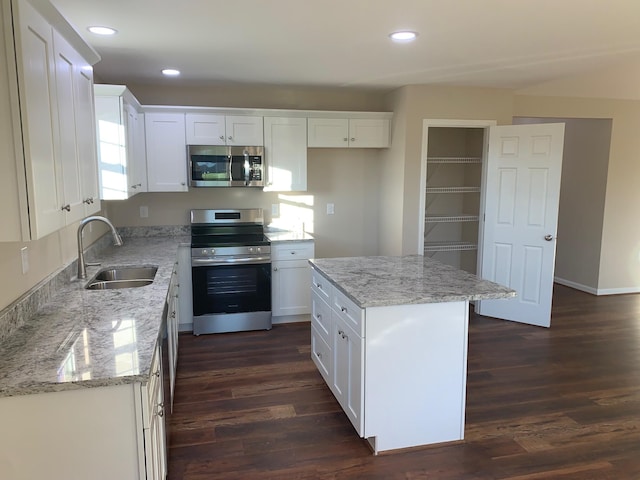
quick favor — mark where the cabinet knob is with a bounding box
[273,267,278,271]
[350,138,355,142]
[61,204,71,212]
[341,306,347,313]
[343,137,348,142]
[181,182,186,186]
[219,135,224,140]
[316,313,322,320]
[228,136,233,140]
[316,352,322,360]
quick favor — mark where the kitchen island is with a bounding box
[308,255,515,454]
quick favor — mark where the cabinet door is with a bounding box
[146,113,188,192]
[272,258,312,316]
[225,115,263,145]
[332,315,364,435]
[95,95,128,199]
[125,102,147,194]
[264,116,307,191]
[177,244,193,331]
[349,118,390,148]
[311,324,332,383]
[15,0,65,238]
[185,113,226,145]
[53,31,83,223]
[307,117,349,148]
[74,52,100,215]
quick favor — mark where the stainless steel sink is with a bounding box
[85,266,158,290]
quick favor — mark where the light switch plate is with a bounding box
[140,206,149,218]
[327,203,335,215]
[271,204,279,216]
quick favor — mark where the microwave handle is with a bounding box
[227,154,233,181]
[243,150,250,185]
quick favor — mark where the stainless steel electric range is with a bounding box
[190,208,272,335]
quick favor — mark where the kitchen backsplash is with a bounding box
[0,226,188,343]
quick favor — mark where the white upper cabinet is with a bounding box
[94,85,147,200]
[54,31,100,219]
[308,117,390,148]
[263,117,307,192]
[0,0,100,241]
[146,113,188,192]
[186,113,263,146]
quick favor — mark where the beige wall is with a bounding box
[382,85,515,256]
[514,95,640,292]
[106,148,382,259]
[514,117,612,291]
[0,219,108,310]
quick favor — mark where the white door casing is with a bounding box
[477,123,565,327]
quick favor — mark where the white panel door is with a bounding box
[477,123,564,327]
[145,113,188,192]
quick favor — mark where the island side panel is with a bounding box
[364,301,469,453]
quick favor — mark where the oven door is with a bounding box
[192,261,271,316]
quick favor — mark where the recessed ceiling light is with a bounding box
[87,26,117,36]
[389,31,418,43]
[161,69,181,77]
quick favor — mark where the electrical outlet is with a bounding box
[327,203,335,215]
[140,206,149,218]
[20,246,29,274]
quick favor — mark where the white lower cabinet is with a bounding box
[142,343,167,480]
[271,241,314,322]
[177,244,193,332]
[310,267,470,454]
[167,263,179,410]
[0,344,166,480]
[331,313,364,434]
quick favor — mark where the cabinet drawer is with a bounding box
[142,346,161,429]
[311,324,332,384]
[311,290,331,343]
[272,242,315,260]
[311,268,331,303]
[332,288,364,337]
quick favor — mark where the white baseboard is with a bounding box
[553,277,597,295]
[554,277,640,296]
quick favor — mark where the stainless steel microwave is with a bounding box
[188,145,264,187]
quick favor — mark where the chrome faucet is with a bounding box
[77,216,123,279]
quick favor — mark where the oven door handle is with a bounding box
[191,256,271,267]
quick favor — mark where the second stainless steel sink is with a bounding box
[85,265,158,290]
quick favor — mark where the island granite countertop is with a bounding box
[309,255,516,308]
[0,235,189,398]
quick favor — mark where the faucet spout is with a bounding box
[77,216,123,279]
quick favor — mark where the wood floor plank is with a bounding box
[168,284,640,479]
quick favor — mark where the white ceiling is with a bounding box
[51,0,640,91]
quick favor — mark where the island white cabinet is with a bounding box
[311,269,364,434]
[94,85,147,199]
[145,112,188,192]
[307,118,390,148]
[271,241,314,321]
[263,117,307,191]
[0,0,100,240]
[0,345,166,480]
[310,264,472,454]
[186,113,264,146]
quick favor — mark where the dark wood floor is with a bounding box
[168,285,640,479]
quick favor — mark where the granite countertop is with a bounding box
[309,255,516,308]
[0,235,188,398]
[265,230,314,243]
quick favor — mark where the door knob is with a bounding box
[544,234,555,241]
